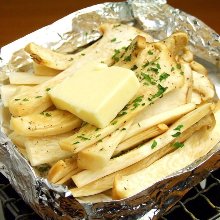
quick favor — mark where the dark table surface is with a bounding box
[0,0,220,47]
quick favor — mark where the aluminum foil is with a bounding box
[0,1,220,219]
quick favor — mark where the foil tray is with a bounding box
[0,0,220,219]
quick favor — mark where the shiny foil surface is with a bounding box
[0,1,220,219]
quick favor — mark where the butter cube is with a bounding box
[49,63,139,128]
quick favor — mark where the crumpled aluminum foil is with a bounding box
[0,1,220,219]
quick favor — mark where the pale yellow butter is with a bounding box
[49,63,140,128]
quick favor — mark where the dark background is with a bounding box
[0,0,220,47]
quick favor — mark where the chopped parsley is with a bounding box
[73,141,80,145]
[171,67,175,71]
[131,96,144,110]
[122,46,128,51]
[151,140,157,149]
[124,55,131,62]
[173,142,184,148]
[142,61,150,68]
[111,38,117,42]
[148,50,154,55]
[174,125,183,131]
[14,98,20,101]
[40,112,51,117]
[95,128,100,131]
[113,24,121,28]
[122,128,126,131]
[81,53,85,56]
[117,111,127,117]
[156,63,161,69]
[77,135,90,141]
[35,96,42,98]
[112,49,120,62]
[142,58,160,69]
[122,105,128,111]
[172,132,181,137]
[159,72,170,81]
[148,67,159,74]
[45,112,51,117]
[141,72,156,85]
[176,64,181,69]
[46,88,51,92]
[23,98,29,101]
[96,134,101,138]
[148,84,167,101]
[111,121,118,125]
[131,65,138,71]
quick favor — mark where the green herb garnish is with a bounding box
[173,142,184,148]
[111,38,117,42]
[111,121,118,125]
[148,50,153,55]
[172,132,181,137]
[142,61,150,68]
[174,125,183,131]
[151,140,157,149]
[176,64,181,69]
[77,135,90,141]
[148,84,168,101]
[131,95,144,110]
[141,72,157,85]
[124,55,131,62]
[159,72,170,81]
[131,65,138,71]
[156,63,161,69]
[113,24,121,28]
[148,67,159,74]
[117,111,127,117]
[112,49,120,62]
